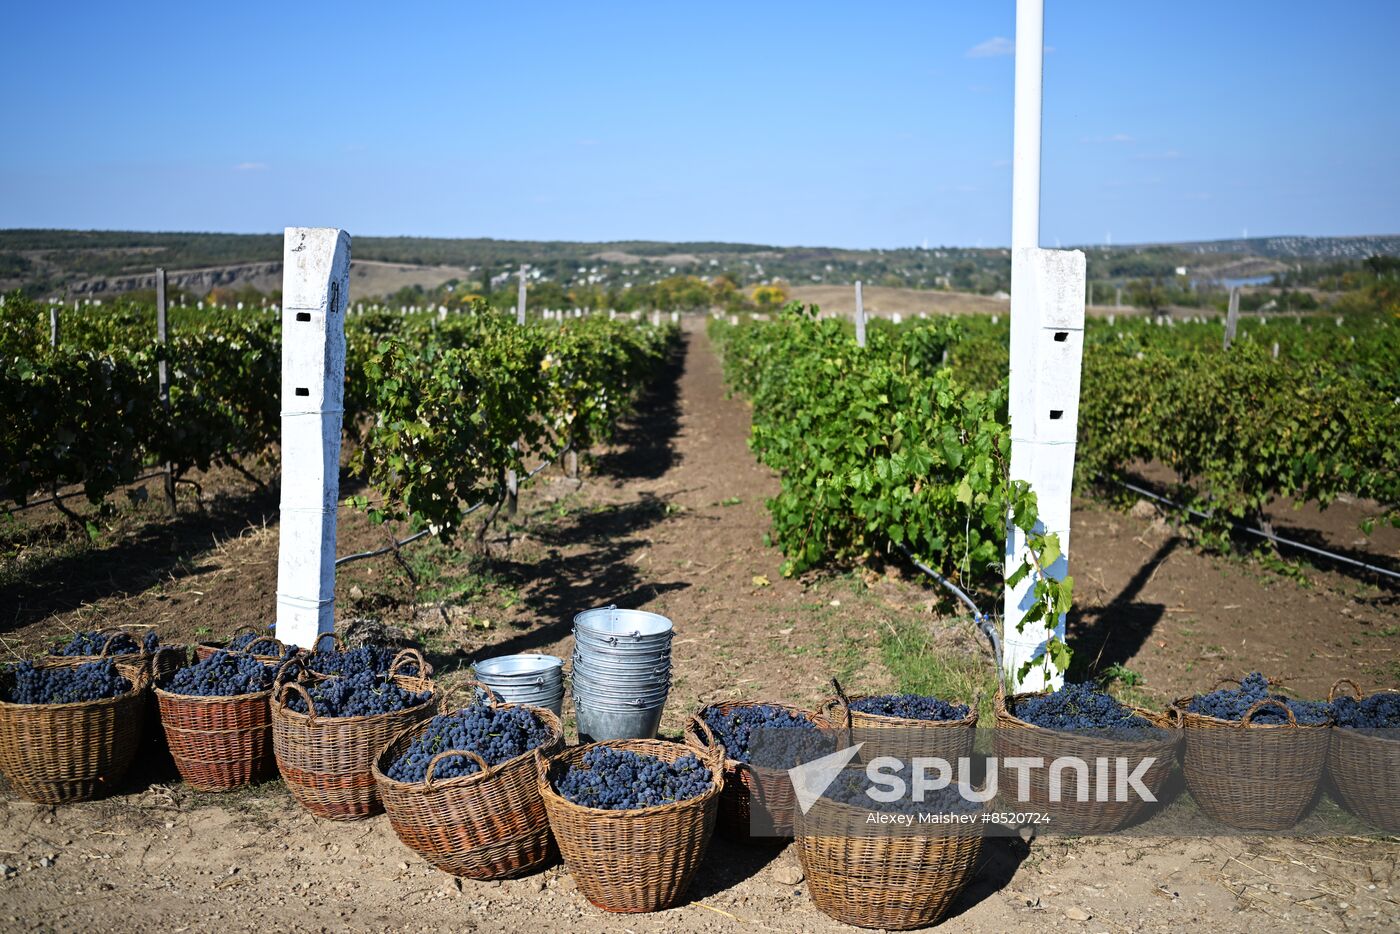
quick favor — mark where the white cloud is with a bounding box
[234,162,268,171]
[966,36,1014,58]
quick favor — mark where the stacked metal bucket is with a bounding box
[571,606,673,742]
[472,654,565,716]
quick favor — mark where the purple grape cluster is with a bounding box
[1187,673,1329,725]
[226,631,282,655]
[821,765,980,816]
[3,660,132,704]
[57,630,159,656]
[308,645,416,677]
[1015,682,1157,732]
[282,668,431,718]
[385,703,551,782]
[1330,691,1400,730]
[555,746,712,810]
[849,693,970,722]
[702,704,833,768]
[164,650,274,697]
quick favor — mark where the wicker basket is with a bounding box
[154,657,276,792]
[1325,679,1400,832]
[1171,679,1331,831]
[537,739,723,913]
[796,797,983,930]
[994,691,1179,834]
[272,650,437,820]
[0,658,147,804]
[822,686,978,765]
[684,701,828,841]
[194,625,288,665]
[374,697,565,879]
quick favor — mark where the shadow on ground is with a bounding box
[591,335,686,482]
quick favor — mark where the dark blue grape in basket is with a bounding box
[4,660,132,704]
[386,703,551,783]
[555,746,712,810]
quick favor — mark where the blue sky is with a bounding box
[2,1,1396,248]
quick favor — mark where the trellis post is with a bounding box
[1003,0,1085,692]
[1223,287,1241,350]
[854,280,866,348]
[275,227,351,648]
[156,268,176,511]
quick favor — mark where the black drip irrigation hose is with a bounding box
[3,471,168,515]
[1116,479,1400,583]
[892,541,1003,682]
[334,445,572,568]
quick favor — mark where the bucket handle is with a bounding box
[424,748,492,788]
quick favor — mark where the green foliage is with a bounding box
[711,305,1073,688]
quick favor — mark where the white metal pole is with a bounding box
[854,280,866,348]
[275,227,351,648]
[1004,0,1083,693]
[1011,0,1043,254]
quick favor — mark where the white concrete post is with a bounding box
[1224,287,1241,350]
[516,265,527,326]
[49,306,59,349]
[1004,0,1083,692]
[276,227,351,648]
[892,312,902,325]
[157,268,176,512]
[854,280,866,348]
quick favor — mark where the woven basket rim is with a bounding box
[827,693,979,729]
[1169,696,1332,731]
[155,685,273,703]
[1,657,147,711]
[537,738,725,819]
[0,682,144,712]
[272,678,437,726]
[688,700,827,769]
[997,690,1180,746]
[371,702,564,791]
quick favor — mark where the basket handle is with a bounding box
[389,648,432,680]
[273,655,309,691]
[312,632,346,653]
[275,679,319,722]
[424,749,492,788]
[687,713,718,749]
[1240,698,1296,726]
[444,678,502,709]
[99,629,139,656]
[1210,676,1244,691]
[1328,678,1363,702]
[228,624,263,641]
[830,677,856,747]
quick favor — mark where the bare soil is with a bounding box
[0,321,1396,932]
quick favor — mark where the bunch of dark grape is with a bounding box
[226,631,282,655]
[849,693,970,722]
[1330,691,1400,731]
[386,703,552,782]
[307,645,412,677]
[555,747,712,810]
[821,765,980,817]
[1015,682,1158,733]
[702,704,833,768]
[4,660,132,704]
[164,650,275,697]
[1186,673,1329,725]
[57,630,159,656]
[282,668,430,718]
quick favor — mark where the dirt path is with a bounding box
[0,323,1396,932]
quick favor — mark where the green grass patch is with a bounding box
[877,615,999,722]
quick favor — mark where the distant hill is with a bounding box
[1,229,1394,299]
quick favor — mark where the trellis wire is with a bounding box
[1116,479,1400,583]
[334,444,572,568]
